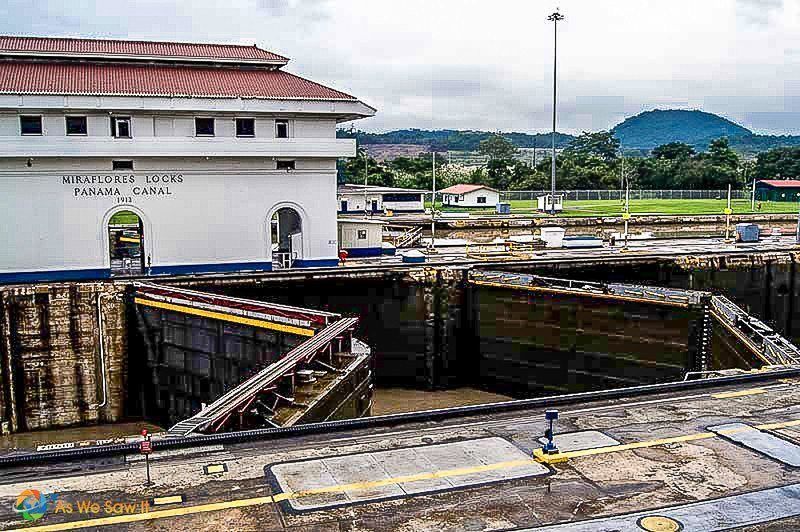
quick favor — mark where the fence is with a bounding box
[422,189,749,202]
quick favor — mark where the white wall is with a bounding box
[338,222,382,250]
[381,196,424,212]
[0,161,339,276]
[0,113,339,140]
[442,189,499,207]
[337,192,383,212]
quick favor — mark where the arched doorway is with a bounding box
[270,207,303,269]
[108,210,145,276]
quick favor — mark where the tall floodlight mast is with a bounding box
[548,10,564,215]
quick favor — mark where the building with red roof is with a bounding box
[0,36,375,282]
[439,184,500,208]
[755,180,800,202]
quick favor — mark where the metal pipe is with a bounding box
[89,292,108,410]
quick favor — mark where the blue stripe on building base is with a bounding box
[342,247,383,258]
[0,268,111,284]
[292,258,340,268]
[149,261,273,276]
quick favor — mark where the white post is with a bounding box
[363,155,368,218]
[751,179,756,211]
[430,152,436,252]
[624,184,630,249]
[725,183,732,242]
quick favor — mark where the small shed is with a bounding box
[439,184,500,208]
[755,180,800,202]
[338,218,385,257]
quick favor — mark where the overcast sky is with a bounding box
[2,0,799,135]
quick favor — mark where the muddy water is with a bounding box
[371,387,512,416]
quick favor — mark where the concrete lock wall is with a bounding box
[0,157,340,281]
[0,282,126,432]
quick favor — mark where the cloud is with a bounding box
[736,0,783,26]
[0,0,798,134]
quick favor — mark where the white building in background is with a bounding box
[0,36,374,283]
[337,184,425,214]
[440,184,500,208]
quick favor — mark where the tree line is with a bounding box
[338,131,800,191]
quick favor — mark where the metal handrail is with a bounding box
[169,317,358,435]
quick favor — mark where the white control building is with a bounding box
[0,36,374,282]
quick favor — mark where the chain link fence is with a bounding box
[498,190,749,201]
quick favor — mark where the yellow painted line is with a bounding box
[17,458,538,531]
[712,388,767,399]
[13,496,276,532]
[134,297,315,337]
[20,418,800,531]
[152,495,184,506]
[119,236,140,243]
[535,418,800,464]
[755,419,800,431]
[204,464,226,474]
[278,458,536,500]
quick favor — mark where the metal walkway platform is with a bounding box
[469,269,710,308]
[166,316,360,437]
[711,295,800,366]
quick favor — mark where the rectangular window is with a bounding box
[477,196,487,204]
[276,160,295,171]
[195,117,215,136]
[66,116,87,135]
[357,230,367,240]
[112,160,134,171]
[275,119,289,138]
[111,117,131,138]
[20,116,42,135]
[235,118,255,137]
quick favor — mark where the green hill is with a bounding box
[336,128,575,151]
[341,110,800,157]
[612,109,751,151]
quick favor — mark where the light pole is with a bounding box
[548,9,564,216]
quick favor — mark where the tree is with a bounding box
[651,142,695,160]
[753,146,800,180]
[565,131,620,162]
[478,134,518,160]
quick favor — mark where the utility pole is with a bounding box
[430,152,437,252]
[548,9,564,215]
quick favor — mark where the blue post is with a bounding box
[543,409,559,454]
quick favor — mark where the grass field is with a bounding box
[430,199,800,217]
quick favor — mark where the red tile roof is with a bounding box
[0,61,359,100]
[758,180,800,188]
[0,36,287,64]
[439,184,497,194]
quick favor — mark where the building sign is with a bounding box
[61,174,184,201]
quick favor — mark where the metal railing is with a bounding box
[711,295,800,366]
[424,189,749,203]
[469,270,709,307]
[499,189,749,202]
[166,317,359,437]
